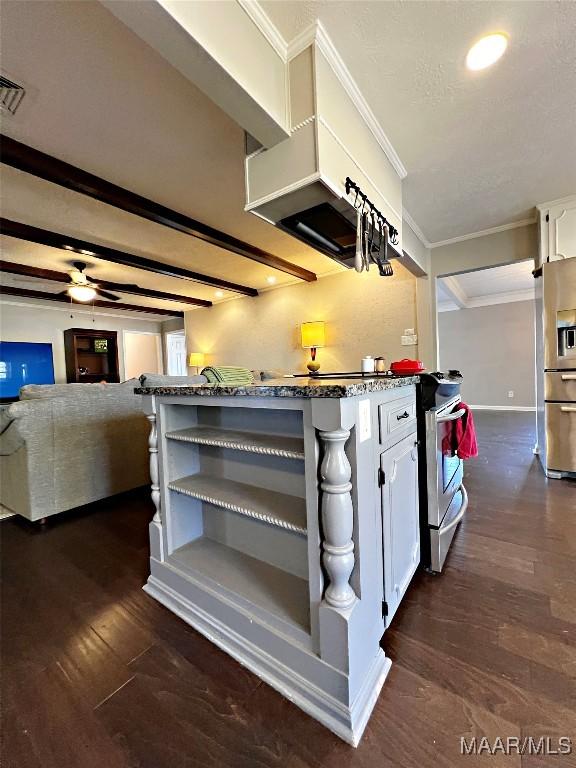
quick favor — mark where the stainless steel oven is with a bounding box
[425,397,468,571]
[417,372,468,573]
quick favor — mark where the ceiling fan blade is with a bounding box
[97,289,121,301]
[101,281,141,291]
[10,277,66,287]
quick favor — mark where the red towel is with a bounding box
[442,402,478,460]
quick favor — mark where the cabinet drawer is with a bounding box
[379,396,417,446]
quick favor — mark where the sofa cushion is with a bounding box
[138,373,207,387]
[20,380,139,400]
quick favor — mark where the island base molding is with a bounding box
[144,563,391,746]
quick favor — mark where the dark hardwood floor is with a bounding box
[2,412,575,767]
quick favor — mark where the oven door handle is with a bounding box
[437,407,466,424]
[440,485,468,534]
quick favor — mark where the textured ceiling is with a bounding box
[262,0,576,243]
[0,0,338,311]
[437,260,534,309]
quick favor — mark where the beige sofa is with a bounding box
[0,380,150,521]
[0,373,206,521]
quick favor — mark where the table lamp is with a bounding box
[301,321,326,374]
[188,352,205,375]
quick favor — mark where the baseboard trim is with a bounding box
[469,405,536,412]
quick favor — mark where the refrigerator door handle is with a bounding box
[561,374,576,381]
[560,406,576,413]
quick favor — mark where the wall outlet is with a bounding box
[508,390,514,398]
[401,334,418,346]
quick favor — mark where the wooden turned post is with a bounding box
[319,427,356,610]
[146,412,161,524]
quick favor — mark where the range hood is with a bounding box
[245,43,403,269]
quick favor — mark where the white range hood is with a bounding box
[245,40,404,268]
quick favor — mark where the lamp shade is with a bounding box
[301,321,325,349]
[188,352,205,368]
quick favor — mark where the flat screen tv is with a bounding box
[0,341,55,401]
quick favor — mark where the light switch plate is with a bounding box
[358,399,371,442]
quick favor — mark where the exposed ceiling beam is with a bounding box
[0,259,211,308]
[0,285,183,317]
[1,135,317,282]
[439,276,468,309]
[0,218,257,297]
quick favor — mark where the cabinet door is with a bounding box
[381,433,419,626]
[547,200,576,262]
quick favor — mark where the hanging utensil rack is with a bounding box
[345,177,400,246]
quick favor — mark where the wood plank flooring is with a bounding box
[2,412,575,767]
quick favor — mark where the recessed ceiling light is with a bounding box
[266,276,276,285]
[466,33,508,71]
[214,290,224,298]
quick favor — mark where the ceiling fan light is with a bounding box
[68,284,97,302]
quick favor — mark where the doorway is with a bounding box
[165,330,187,376]
[123,331,163,380]
[436,261,535,411]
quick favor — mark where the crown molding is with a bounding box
[465,289,534,309]
[441,275,468,308]
[429,217,537,249]
[284,19,407,181]
[315,22,407,180]
[402,209,431,249]
[237,0,288,60]
[536,194,576,212]
[286,20,316,60]
[437,301,460,313]
[437,287,534,312]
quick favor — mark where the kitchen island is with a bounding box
[135,376,419,746]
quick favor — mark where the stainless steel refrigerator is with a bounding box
[535,258,576,478]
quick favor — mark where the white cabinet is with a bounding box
[380,431,420,626]
[537,196,576,267]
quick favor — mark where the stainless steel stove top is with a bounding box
[292,370,404,379]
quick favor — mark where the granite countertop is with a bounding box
[135,375,419,399]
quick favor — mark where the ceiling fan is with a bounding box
[59,261,122,302]
[6,261,144,303]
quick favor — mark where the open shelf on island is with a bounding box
[165,426,305,460]
[168,473,307,535]
[169,537,310,638]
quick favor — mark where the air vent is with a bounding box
[0,76,26,115]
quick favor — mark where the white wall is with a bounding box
[0,299,163,382]
[438,300,536,409]
[123,331,163,380]
[185,263,417,374]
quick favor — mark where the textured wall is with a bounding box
[438,300,536,408]
[0,299,162,382]
[185,263,417,374]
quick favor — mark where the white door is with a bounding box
[123,331,162,380]
[166,331,187,375]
